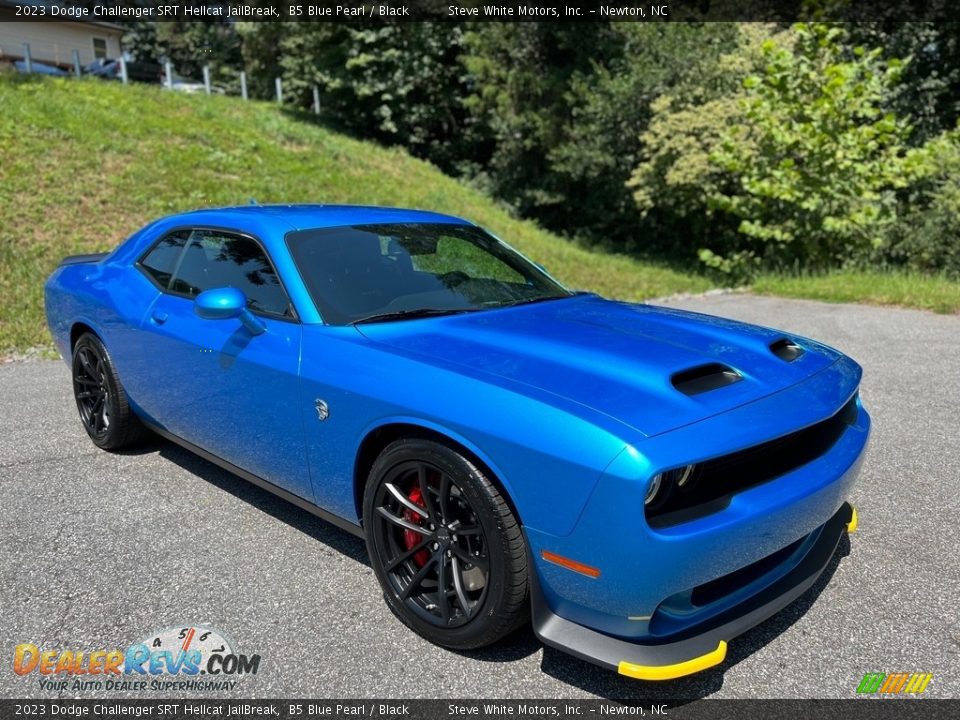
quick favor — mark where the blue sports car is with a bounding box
[44,205,869,680]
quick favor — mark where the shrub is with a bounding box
[706,24,931,279]
[628,24,785,275]
[879,130,960,278]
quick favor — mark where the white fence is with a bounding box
[15,41,322,113]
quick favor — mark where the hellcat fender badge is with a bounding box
[315,399,329,421]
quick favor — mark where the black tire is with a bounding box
[72,332,150,450]
[363,438,528,650]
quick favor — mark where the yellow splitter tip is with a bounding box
[617,640,727,681]
[847,506,858,533]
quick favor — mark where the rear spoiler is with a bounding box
[59,252,108,267]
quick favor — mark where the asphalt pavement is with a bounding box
[0,293,957,700]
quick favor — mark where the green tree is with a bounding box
[156,21,243,91]
[548,23,738,251]
[880,128,960,277]
[461,24,620,228]
[837,21,960,144]
[277,23,473,173]
[628,24,782,263]
[235,21,289,100]
[120,22,162,64]
[707,23,927,277]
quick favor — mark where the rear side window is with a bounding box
[139,232,188,289]
[169,230,291,317]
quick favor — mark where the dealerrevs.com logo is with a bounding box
[12,625,261,692]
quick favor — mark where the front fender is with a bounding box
[299,326,633,535]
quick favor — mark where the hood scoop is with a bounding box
[671,363,743,397]
[770,338,805,362]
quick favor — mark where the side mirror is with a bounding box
[194,287,265,336]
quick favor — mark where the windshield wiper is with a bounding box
[493,294,576,309]
[350,308,475,325]
[351,294,579,325]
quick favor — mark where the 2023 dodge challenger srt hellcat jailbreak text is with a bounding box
[45,205,869,680]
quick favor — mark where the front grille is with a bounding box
[690,536,806,607]
[646,394,858,529]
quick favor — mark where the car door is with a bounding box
[133,228,313,501]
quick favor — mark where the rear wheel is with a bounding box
[363,438,528,649]
[72,332,149,450]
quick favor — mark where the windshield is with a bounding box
[286,223,572,325]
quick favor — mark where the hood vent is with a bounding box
[671,363,742,396]
[770,338,805,362]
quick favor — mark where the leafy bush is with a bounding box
[460,24,619,229]
[707,24,928,278]
[278,24,474,173]
[879,130,960,278]
[628,24,783,273]
[123,21,960,281]
[548,23,738,250]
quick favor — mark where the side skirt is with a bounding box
[143,420,366,539]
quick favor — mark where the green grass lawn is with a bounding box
[0,73,708,356]
[1,73,956,357]
[753,271,960,315]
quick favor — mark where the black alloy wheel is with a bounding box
[72,333,149,450]
[74,342,111,438]
[364,438,527,649]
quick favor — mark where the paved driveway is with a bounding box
[0,294,957,699]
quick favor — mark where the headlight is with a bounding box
[645,464,697,507]
[674,464,696,488]
[644,474,662,505]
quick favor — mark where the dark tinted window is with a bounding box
[139,232,188,289]
[287,223,571,324]
[168,230,291,317]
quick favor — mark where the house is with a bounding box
[0,1,124,70]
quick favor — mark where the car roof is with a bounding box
[161,204,473,234]
[124,204,480,325]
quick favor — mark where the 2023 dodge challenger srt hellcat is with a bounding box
[45,205,869,680]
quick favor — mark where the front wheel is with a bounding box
[72,332,149,450]
[363,438,528,649]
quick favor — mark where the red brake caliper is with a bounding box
[402,486,430,568]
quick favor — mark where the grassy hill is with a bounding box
[2,74,957,356]
[0,73,709,356]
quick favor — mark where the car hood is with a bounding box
[355,294,842,437]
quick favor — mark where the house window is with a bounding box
[92,38,107,59]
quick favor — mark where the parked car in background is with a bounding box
[83,58,116,78]
[161,68,225,94]
[15,60,67,77]
[85,58,163,84]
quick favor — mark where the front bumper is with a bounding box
[530,502,856,680]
